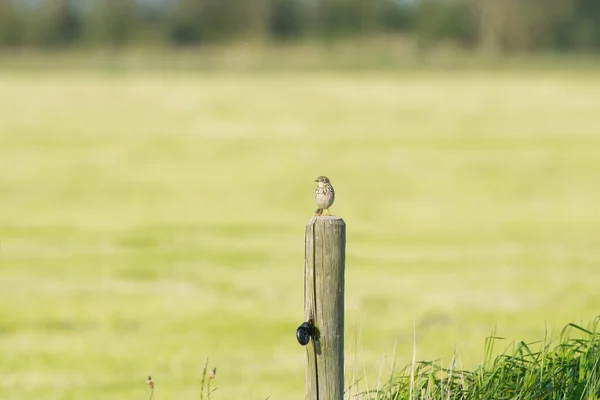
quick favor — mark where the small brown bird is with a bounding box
[314,176,335,216]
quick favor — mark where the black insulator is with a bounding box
[296,322,315,346]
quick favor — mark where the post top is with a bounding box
[306,216,345,225]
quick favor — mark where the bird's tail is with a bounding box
[315,208,323,216]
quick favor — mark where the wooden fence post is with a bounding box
[302,216,346,400]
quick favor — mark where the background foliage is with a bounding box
[0,0,599,53]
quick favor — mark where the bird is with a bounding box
[314,176,335,216]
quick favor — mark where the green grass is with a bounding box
[1,66,600,399]
[370,318,600,399]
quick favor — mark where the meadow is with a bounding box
[1,63,600,399]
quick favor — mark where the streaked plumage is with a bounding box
[314,176,335,216]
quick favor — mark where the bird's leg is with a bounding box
[315,208,323,216]
[327,209,332,216]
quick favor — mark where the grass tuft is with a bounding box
[199,358,218,400]
[369,317,600,399]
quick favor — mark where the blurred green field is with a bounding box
[1,68,600,399]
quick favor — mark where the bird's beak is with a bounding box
[314,179,319,182]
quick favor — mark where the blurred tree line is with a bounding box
[0,0,599,52]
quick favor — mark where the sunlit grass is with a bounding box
[1,67,600,399]
[366,318,600,399]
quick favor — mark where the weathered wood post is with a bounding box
[299,216,346,400]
